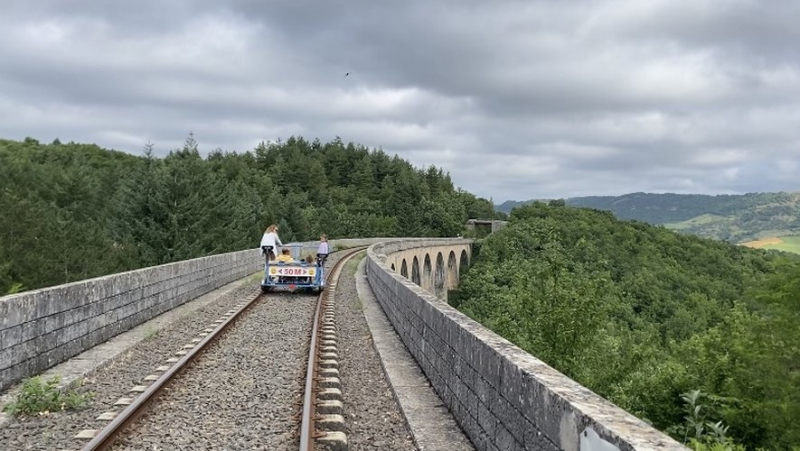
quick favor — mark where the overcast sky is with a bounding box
[1,0,798,202]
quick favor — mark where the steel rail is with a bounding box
[81,286,264,451]
[81,247,364,451]
[298,246,366,451]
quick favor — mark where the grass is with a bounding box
[761,235,800,254]
[345,253,366,311]
[741,235,800,255]
[665,214,730,230]
[3,376,94,416]
[246,271,263,284]
[142,324,158,340]
[347,253,366,276]
[741,237,783,248]
[350,297,365,312]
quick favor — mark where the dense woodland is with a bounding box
[0,136,497,294]
[4,136,799,448]
[452,202,800,449]
[498,192,800,243]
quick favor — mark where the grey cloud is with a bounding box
[1,0,799,202]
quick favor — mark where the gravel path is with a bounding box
[0,280,262,451]
[110,291,316,450]
[330,255,416,451]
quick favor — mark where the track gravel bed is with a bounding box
[106,251,347,450]
[0,281,261,451]
[330,256,416,451]
[109,291,317,450]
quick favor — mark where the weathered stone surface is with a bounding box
[366,239,686,451]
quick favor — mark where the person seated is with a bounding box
[275,248,295,263]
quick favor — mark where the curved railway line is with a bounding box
[80,247,366,451]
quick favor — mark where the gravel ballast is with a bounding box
[0,279,264,451]
[2,250,425,451]
[331,255,416,451]
[107,251,351,450]
[110,291,317,450]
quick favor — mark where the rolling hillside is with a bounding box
[497,192,800,244]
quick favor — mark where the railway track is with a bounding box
[79,247,365,451]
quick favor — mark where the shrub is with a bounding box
[3,376,93,416]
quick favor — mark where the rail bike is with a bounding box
[260,243,328,293]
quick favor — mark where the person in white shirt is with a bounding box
[316,234,329,265]
[260,224,282,261]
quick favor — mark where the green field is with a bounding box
[761,235,800,254]
[664,213,729,230]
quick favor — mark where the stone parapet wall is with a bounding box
[366,239,685,451]
[0,249,261,391]
[0,237,397,391]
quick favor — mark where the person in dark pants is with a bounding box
[260,224,282,261]
[317,234,329,266]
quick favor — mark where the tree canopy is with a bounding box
[0,135,499,294]
[454,202,800,449]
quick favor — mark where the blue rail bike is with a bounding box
[260,244,328,293]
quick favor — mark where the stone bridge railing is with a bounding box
[0,238,391,391]
[366,239,685,451]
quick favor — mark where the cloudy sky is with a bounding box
[1,0,799,202]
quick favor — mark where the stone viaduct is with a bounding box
[381,241,471,300]
[0,237,685,450]
[368,239,683,451]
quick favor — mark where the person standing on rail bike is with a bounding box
[317,234,329,266]
[260,224,282,261]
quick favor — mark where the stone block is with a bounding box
[500,357,526,412]
[452,323,475,365]
[0,293,38,330]
[519,375,561,441]
[449,393,467,421]
[439,383,455,410]
[463,382,480,418]
[477,400,500,441]
[429,308,450,345]
[0,344,23,371]
[460,356,479,390]
[460,410,482,440]
[490,394,525,445]
[473,430,500,451]
[422,324,444,355]
[428,365,445,396]
[496,423,522,451]
[473,374,499,408]
[522,418,558,451]
[0,297,9,329]
[56,282,91,314]
[475,337,502,389]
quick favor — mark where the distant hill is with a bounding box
[497,192,800,243]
